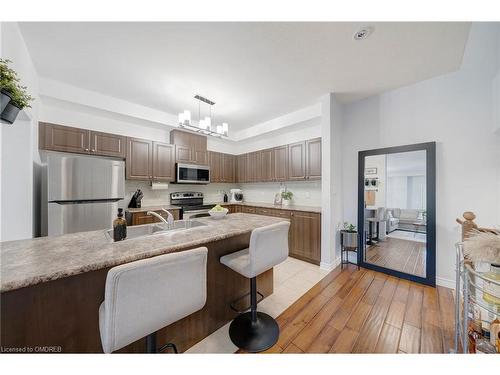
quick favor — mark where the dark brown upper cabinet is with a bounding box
[221,153,235,183]
[260,148,274,182]
[246,151,262,182]
[126,138,175,182]
[40,122,90,154]
[208,151,222,182]
[39,123,126,158]
[306,138,322,180]
[273,145,288,181]
[152,142,175,182]
[126,137,153,180]
[236,154,248,183]
[170,130,208,165]
[90,130,126,158]
[288,141,307,180]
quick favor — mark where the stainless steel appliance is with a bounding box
[170,192,214,219]
[176,163,210,184]
[45,154,125,236]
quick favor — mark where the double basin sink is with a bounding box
[105,220,207,242]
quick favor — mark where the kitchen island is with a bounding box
[0,213,287,353]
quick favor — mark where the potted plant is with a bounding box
[0,58,34,124]
[341,221,358,248]
[281,190,293,207]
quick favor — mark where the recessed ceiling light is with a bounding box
[353,27,374,41]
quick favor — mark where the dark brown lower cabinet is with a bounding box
[226,204,321,265]
[128,209,180,226]
[289,211,321,265]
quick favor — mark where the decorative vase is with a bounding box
[282,199,291,207]
[1,102,21,124]
[342,230,358,248]
[0,89,12,113]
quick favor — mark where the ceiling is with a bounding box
[19,22,470,131]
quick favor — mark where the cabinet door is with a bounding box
[288,141,306,180]
[273,145,289,181]
[90,131,126,158]
[126,137,153,180]
[193,149,208,165]
[260,149,274,182]
[246,151,261,182]
[237,154,248,183]
[131,213,155,226]
[289,211,321,264]
[175,145,192,163]
[153,142,175,182]
[39,122,90,154]
[306,138,322,180]
[208,151,222,182]
[221,154,235,183]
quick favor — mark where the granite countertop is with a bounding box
[210,201,321,214]
[126,205,182,213]
[0,213,287,293]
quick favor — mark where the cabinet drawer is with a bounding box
[271,209,292,219]
[255,207,273,216]
[240,206,256,214]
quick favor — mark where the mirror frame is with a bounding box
[357,142,436,287]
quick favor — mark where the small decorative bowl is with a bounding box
[208,208,229,219]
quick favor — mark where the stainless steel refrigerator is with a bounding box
[44,154,125,236]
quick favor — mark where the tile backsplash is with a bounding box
[239,180,322,206]
[124,181,238,207]
[123,180,321,207]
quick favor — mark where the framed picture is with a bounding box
[365,167,377,175]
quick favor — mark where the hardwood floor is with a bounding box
[365,237,426,277]
[240,265,454,354]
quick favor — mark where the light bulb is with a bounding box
[216,125,223,134]
[222,122,229,136]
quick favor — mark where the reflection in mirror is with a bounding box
[363,150,427,278]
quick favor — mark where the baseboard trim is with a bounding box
[436,276,455,290]
[320,256,341,271]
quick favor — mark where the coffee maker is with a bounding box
[229,189,243,203]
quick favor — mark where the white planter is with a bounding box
[282,199,291,207]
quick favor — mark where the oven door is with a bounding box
[176,163,210,184]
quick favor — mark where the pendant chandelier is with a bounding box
[178,94,228,137]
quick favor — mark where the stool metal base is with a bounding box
[229,311,279,353]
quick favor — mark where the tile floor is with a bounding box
[185,257,330,353]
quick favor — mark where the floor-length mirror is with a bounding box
[357,142,436,286]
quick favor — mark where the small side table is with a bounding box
[340,230,360,270]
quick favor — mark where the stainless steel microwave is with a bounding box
[176,163,210,184]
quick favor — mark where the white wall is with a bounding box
[341,23,500,286]
[1,22,40,241]
[365,154,386,207]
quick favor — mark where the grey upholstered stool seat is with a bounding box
[220,221,290,352]
[99,247,208,353]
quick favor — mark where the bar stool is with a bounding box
[98,247,208,353]
[220,221,290,352]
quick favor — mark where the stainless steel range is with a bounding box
[170,192,214,219]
